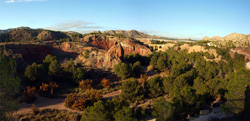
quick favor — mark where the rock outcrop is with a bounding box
[83,34,152,56]
[230,47,250,61]
[52,34,152,69]
[37,30,70,41]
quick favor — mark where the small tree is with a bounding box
[23,86,36,103]
[101,78,111,88]
[79,79,93,90]
[65,93,78,107]
[83,50,90,59]
[138,73,148,89]
[48,60,60,76]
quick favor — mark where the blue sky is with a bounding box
[0,0,249,40]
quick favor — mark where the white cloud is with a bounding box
[5,0,46,3]
[45,20,104,33]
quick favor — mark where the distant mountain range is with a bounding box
[0,27,168,42]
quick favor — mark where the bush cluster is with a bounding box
[65,89,102,111]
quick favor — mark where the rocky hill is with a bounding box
[102,30,151,38]
[202,33,250,47]
[0,27,31,34]
[0,27,77,42]
[69,34,151,69]
[0,29,152,70]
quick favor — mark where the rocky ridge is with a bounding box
[202,33,250,47]
[102,30,151,38]
[0,27,79,42]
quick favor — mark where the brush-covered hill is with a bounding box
[102,30,151,38]
[202,33,250,47]
[0,27,83,42]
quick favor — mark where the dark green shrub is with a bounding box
[152,97,174,121]
[113,62,132,79]
[120,78,144,102]
[146,76,163,98]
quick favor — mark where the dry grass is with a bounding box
[14,109,80,121]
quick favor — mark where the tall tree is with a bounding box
[0,54,20,120]
[223,68,250,114]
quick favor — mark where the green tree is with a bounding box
[152,97,174,121]
[81,100,111,121]
[150,54,158,68]
[156,56,166,71]
[120,78,144,102]
[24,63,46,85]
[146,76,163,98]
[193,77,208,95]
[163,76,173,94]
[223,68,250,114]
[106,97,130,117]
[0,54,20,120]
[132,61,143,77]
[48,60,60,76]
[63,59,86,84]
[113,63,132,79]
[43,54,56,69]
[114,107,137,121]
[84,49,90,59]
[24,63,38,81]
[172,86,200,119]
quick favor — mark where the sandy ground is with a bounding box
[14,90,122,115]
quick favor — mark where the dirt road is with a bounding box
[14,90,122,115]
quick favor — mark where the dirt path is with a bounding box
[103,90,121,100]
[14,94,83,115]
[15,90,122,115]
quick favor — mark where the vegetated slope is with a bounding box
[0,26,31,34]
[103,30,152,38]
[0,27,83,42]
[202,33,250,47]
